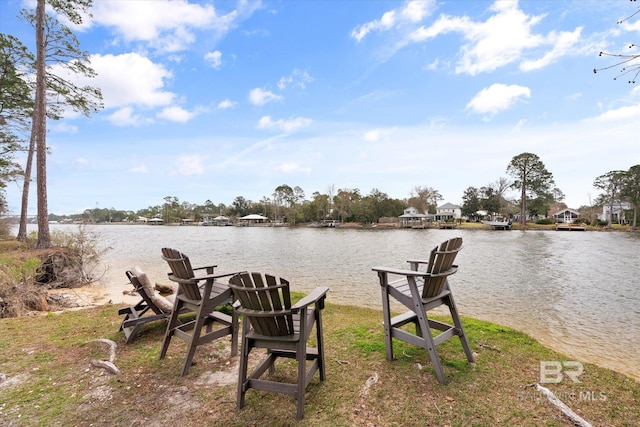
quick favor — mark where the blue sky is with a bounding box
[2,0,640,215]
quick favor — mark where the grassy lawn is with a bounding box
[0,302,638,426]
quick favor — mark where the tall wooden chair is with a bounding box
[159,248,238,376]
[228,272,329,420]
[373,237,474,383]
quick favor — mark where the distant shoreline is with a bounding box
[46,220,638,232]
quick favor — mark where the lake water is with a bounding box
[44,224,640,380]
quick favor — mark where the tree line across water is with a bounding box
[44,153,639,229]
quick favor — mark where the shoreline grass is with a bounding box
[1,302,638,426]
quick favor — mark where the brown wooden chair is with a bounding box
[373,237,475,383]
[119,268,176,344]
[159,248,238,376]
[228,272,329,420]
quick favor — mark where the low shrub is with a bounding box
[535,218,554,225]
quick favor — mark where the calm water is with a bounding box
[46,224,640,380]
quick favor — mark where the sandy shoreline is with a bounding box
[49,281,142,309]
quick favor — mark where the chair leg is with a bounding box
[315,310,326,381]
[380,286,394,361]
[415,310,447,384]
[446,294,475,363]
[180,309,209,376]
[123,324,142,344]
[296,339,307,420]
[159,302,182,360]
[230,308,239,357]
[237,336,250,410]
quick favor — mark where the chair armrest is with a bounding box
[372,266,430,277]
[292,286,329,312]
[406,259,429,265]
[406,259,430,271]
[167,271,236,284]
[192,264,218,274]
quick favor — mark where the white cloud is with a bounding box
[589,102,640,122]
[90,1,232,52]
[369,1,583,75]
[455,1,545,75]
[520,27,583,71]
[218,99,237,109]
[248,88,283,106]
[50,122,78,134]
[176,155,205,175]
[130,165,148,174]
[257,116,312,133]
[108,107,144,126]
[351,0,436,42]
[275,162,311,174]
[204,50,223,69]
[466,83,531,117]
[156,106,196,123]
[364,128,392,142]
[88,53,175,109]
[277,69,314,90]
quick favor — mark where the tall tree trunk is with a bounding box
[520,183,526,227]
[16,132,36,241]
[35,0,50,248]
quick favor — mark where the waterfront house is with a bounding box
[599,201,631,224]
[551,208,580,223]
[435,203,462,221]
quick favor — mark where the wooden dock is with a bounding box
[438,222,458,229]
[555,224,586,231]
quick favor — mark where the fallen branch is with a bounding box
[535,383,592,427]
[478,342,501,352]
[90,359,120,375]
[88,339,120,375]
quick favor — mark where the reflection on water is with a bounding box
[43,224,640,380]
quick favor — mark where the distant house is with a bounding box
[239,214,269,225]
[599,201,632,224]
[435,203,462,221]
[398,207,432,227]
[551,208,580,223]
[212,215,231,226]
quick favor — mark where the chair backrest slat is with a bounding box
[230,272,294,336]
[422,237,462,299]
[161,247,202,301]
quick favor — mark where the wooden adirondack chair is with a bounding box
[159,248,238,376]
[373,237,475,383]
[228,272,329,420]
[119,268,176,344]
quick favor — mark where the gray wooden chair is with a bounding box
[373,237,474,383]
[119,269,175,344]
[228,272,329,420]
[159,248,238,376]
